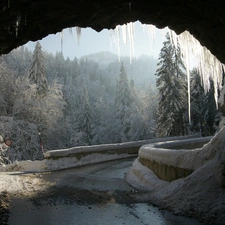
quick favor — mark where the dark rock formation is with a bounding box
[0,1,225,64]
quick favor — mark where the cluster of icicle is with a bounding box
[69,23,224,120]
[169,30,224,108]
[109,23,224,124]
[109,22,135,64]
[110,23,223,98]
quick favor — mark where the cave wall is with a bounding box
[0,0,225,64]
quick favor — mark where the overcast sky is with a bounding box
[26,21,166,60]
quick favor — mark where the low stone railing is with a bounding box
[138,136,213,182]
[0,134,204,173]
[44,134,202,161]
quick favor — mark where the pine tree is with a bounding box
[190,69,218,136]
[0,60,16,116]
[141,83,158,139]
[155,33,188,137]
[115,63,132,141]
[79,87,92,144]
[29,41,48,95]
[203,79,217,136]
[190,68,205,133]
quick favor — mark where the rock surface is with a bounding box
[0,1,225,64]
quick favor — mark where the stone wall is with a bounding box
[138,137,212,182]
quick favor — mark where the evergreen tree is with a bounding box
[190,69,218,136]
[0,61,16,116]
[29,41,48,95]
[190,68,205,134]
[128,78,146,140]
[141,84,158,138]
[0,47,160,158]
[203,79,217,136]
[79,87,92,144]
[155,33,188,137]
[115,63,132,141]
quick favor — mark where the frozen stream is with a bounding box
[9,158,201,225]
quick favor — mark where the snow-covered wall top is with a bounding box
[44,134,201,159]
[0,134,204,173]
[139,136,215,171]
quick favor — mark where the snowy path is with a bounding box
[7,158,201,225]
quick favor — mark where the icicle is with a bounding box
[60,30,63,53]
[15,20,19,38]
[76,27,82,45]
[167,29,223,123]
[141,23,159,55]
[177,30,223,108]
[174,30,192,124]
[129,3,132,13]
[69,28,73,36]
[169,30,178,49]
[115,26,121,61]
[109,25,121,62]
[146,24,156,40]
[108,22,223,108]
[25,15,27,26]
[109,31,114,54]
[15,15,21,38]
[110,22,136,63]
[121,24,127,44]
[127,22,135,64]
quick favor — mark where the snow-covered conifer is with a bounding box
[115,63,132,141]
[29,41,48,95]
[155,33,188,137]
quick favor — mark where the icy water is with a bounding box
[9,158,202,225]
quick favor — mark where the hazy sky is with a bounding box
[26,21,165,60]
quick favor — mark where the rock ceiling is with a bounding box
[0,0,225,63]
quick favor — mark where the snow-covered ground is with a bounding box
[126,127,225,224]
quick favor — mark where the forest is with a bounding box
[0,33,219,162]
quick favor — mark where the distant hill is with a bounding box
[81,51,119,67]
[80,51,158,89]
